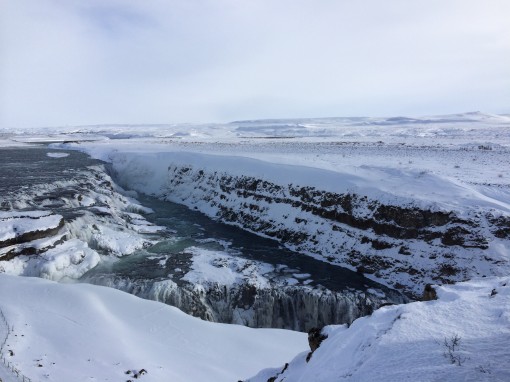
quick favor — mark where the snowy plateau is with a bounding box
[0,112,509,381]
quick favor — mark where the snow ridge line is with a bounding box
[0,309,33,382]
[340,310,403,379]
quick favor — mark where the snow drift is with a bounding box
[246,276,510,382]
[0,274,307,382]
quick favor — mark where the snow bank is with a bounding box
[182,247,273,288]
[0,212,63,243]
[0,138,33,147]
[79,149,510,213]
[1,240,100,281]
[247,277,510,382]
[0,274,307,382]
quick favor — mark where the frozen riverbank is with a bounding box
[65,145,509,297]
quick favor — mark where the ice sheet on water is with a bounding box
[46,152,69,158]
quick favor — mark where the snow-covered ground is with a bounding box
[4,112,509,203]
[0,274,306,382]
[2,113,510,292]
[247,276,510,382]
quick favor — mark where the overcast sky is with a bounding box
[1,0,509,128]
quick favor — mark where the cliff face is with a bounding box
[83,245,405,331]
[108,152,509,297]
[84,273,403,332]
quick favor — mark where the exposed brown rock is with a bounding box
[308,327,328,353]
[0,216,64,249]
[422,284,437,301]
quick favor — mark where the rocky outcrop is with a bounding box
[0,212,65,260]
[308,327,328,352]
[421,284,437,301]
[306,327,328,362]
[0,217,64,248]
[170,170,488,247]
[489,215,510,239]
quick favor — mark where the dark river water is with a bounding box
[122,193,387,292]
[0,145,398,295]
[0,145,102,194]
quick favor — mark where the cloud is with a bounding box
[1,0,510,129]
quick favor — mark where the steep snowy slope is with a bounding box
[247,277,510,382]
[0,274,307,382]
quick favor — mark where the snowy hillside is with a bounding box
[246,276,510,382]
[0,274,306,382]
[2,275,507,382]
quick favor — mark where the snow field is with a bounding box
[247,276,510,382]
[0,274,307,382]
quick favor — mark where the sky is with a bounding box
[1,0,510,129]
